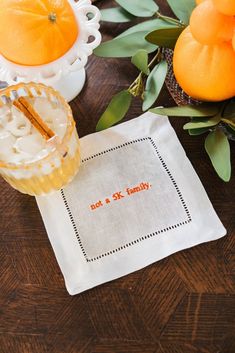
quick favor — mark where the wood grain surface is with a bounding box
[0,1,234,352]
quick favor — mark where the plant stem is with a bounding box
[129,72,143,90]
[156,11,185,27]
[148,48,162,68]
[128,48,162,97]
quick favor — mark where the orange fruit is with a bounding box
[0,0,78,66]
[190,0,235,45]
[233,33,235,51]
[173,26,235,101]
[196,0,205,4]
[212,0,235,15]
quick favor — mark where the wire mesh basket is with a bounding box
[164,48,200,106]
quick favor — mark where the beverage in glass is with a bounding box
[0,83,81,195]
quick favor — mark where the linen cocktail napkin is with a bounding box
[36,112,226,295]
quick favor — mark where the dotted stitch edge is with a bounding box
[61,137,192,262]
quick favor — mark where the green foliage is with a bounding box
[151,104,233,181]
[117,19,179,38]
[146,27,185,49]
[150,105,220,117]
[94,17,181,58]
[96,90,132,131]
[94,31,157,57]
[115,0,158,17]
[205,129,231,182]
[131,50,149,75]
[143,60,168,111]
[183,115,221,130]
[100,7,135,23]
[166,0,196,24]
[94,0,233,181]
[188,128,209,136]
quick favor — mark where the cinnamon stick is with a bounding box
[13,97,55,140]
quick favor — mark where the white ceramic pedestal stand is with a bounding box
[52,68,86,102]
[0,0,101,102]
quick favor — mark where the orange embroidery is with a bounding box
[112,191,124,201]
[126,182,151,195]
[90,182,152,211]
[90,200,103,211]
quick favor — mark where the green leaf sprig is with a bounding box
[96,90,132,132]
[94,0,234,181]
[205,129,231,182]
[96,49,163,131]
[131,50,150,75]
[143,60,168,111]
[94,0,192,128]
[95,0,187,59]
[151,103,234,181]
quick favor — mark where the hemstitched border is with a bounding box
[61,137,192,262]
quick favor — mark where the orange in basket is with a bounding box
[190,0,235,45]
[173,27,235,101]
[212,0,235,15]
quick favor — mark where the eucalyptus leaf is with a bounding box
[146,27,184,49]
[96,90,132,131]
[183,115,221,129]
[117,18,178,39]
[131,50,149,75]
[166,0,196,24]
[205,130,231,182]
[143,61,168,111]
[150,105,220,117]
[115,0,158,17]
[94,31,157,58]
[100,7,135,23]
[188,127,209,136]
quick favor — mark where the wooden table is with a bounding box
[0,1,234,352]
